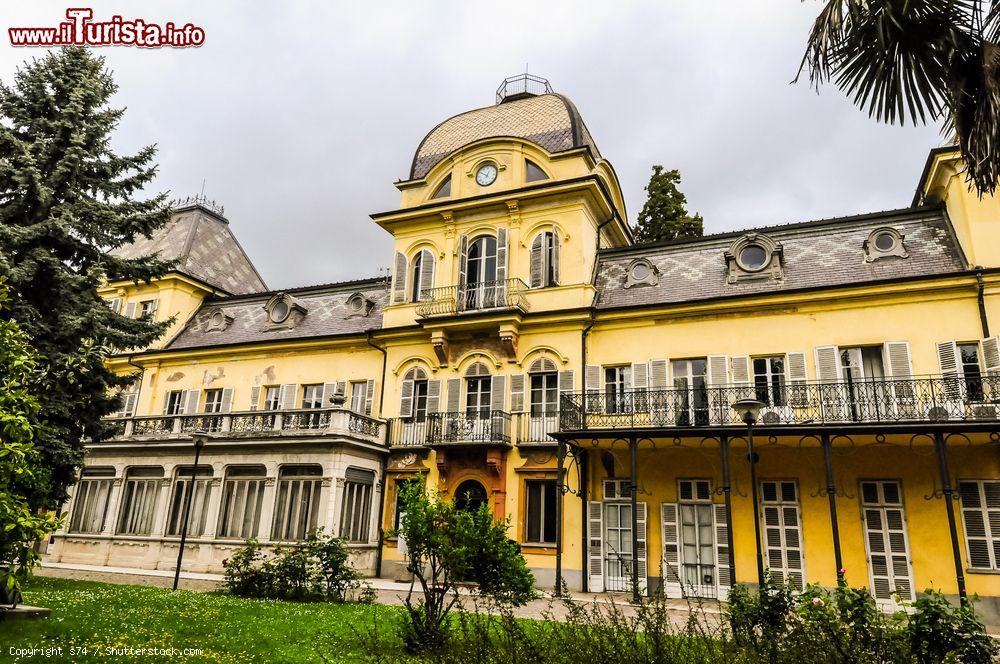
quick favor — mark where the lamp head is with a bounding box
[731,398,765,425]
[192,430,210,448]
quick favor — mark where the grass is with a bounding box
[0,576,400,662]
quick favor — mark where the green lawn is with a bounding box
[1,576,400,662]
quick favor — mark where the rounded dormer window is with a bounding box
[210,310,225,326]
[269,300,290,323]
[631,262,651,281]
[737,243,768,271]
[873,231,897,251]
[624,258,658,288]
[864,227,907,262]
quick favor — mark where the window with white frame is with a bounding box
[465,374,492,417]
[350,381,367,413]
[272,465,323,541]
[217,466,267,539]
[672,359,709,426]
[262,385,281,410]
[524,479,557,545]
[959,480,1000,570]
[410,251,425,302]
[165,390,184,415]
[604,365,631,414]
[529,231,558,288]
[69,467,116,533]
[166,466,214,537]
[117,467,164,535]
[340,467,375,543]
[753,356,786,407]
[838,347,886,381]
[107,298,122,314]
[959,343,985,401]
[203,389,224,413]
[139,299,158,319]
[761,480,805,590]
[301,384,323,409]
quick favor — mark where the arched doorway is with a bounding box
[454,479,488,513]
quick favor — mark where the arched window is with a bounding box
[464,362,492,417]
[410,248,435,302]
[430,174,451,199]
[530,230,559,288]
[525,159,548,182]
[463,235,499,309]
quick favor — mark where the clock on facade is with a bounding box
[475,162,498,186]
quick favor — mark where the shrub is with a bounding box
[222,530,366,602]
[907,590,997,664]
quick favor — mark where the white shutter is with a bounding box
[495,228,508,284]
[117,390,138,418]
[418,249,435,301]
[392,251,408,304]
[399,379,414,418]
[124,302,137,319]
[761,481,805,591]
[364,379,375,416]
[785,352,808,407]
[706,356,729,386]
[490,375,506,412]
[551,228,560,286]
[558,370,574,411]
[529,234,543,288]
[982,337,1000,376]
[249,386,261,411]
[636,502,648,595]
[861,480,914,602]
[649,360,668,390]
[588,501,604,592]
[457,235,469,287]
[814,346,840,382]
[426,379,442,413]
[279,383,297,410]
[585,365,601,413]
[632,362,649,413]
[220,388,234,414]
[714,503,732,597]
[510,374,526,413]
[183,389,200,415]
[959,481,1000,570]
[936,340,964,400]
[446,378,461,412]
[730,356,751,386]
[660,503,682,597]
[147,299,159,319]
[883,341,915,412]
[321,382,339,407]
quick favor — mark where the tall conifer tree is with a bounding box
[0,47,173,507]
[634,165,703,244]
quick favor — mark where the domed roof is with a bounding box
[409,93,602,180]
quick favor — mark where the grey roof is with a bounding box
[111,204,267,295]
[595,207,967,310]
[409,93,601,180]
[165,281,388,350]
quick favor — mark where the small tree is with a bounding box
[634,166,703,244]
[393,481,535,652]
[0,283,61,606]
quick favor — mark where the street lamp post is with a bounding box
[173,431,208,591]
[731,398,765,588]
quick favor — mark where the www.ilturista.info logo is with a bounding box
[9,8,205,48]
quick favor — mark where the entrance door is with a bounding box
[860,480,914,603]
[678,479,717,597]
[604,502,633,592]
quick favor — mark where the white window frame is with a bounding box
[69,467,116,533]
[272,465,323,542]
[117,467,164,535]
[166,466,214,537]
[217,466,267,539]
[340,469,375,543]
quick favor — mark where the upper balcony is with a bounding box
[558,375,1000,433]
[101,408,386,447]
[388,411,559,447]
[415,278,529,318]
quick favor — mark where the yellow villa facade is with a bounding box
[47,76,1000,621]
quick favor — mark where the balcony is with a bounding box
[558,375,1000,432]
[389,412,559,446]
[414,278,529,318]
[100,409,386,445]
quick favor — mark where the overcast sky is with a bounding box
[2,1,947,289]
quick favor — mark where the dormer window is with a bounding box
[864,227,907,262]
[625,258,658,288]
[263,293,307,330]
[345,292,375,318]
[430,174,451,199]
[725,233,783,283]
[525,159,548,182]
[205,307,234,332]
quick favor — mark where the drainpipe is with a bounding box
[366,330,390,579]
[580,313,595,593]
[976,268,990,337]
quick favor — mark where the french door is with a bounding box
[860,480,914,602]
[604,502,633,592]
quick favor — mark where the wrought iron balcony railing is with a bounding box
[414,278,529,318]
[558,375,1000,431]
[389,411,512,446]
[99,408,385,444]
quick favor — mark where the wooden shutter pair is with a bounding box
[586,501,647,594]
[391,252,408,304]
[529,228,560,288]
[661,501,731,599]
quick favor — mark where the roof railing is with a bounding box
[496,74,553,104]
[172,194,225,217]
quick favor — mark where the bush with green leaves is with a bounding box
[222,530,366,602]
[391,481,536,653]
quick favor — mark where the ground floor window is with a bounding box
[959,480,1000,570]
[69,467,116,533]
[166,466,214,537]
[524,479,557,545]
[117,467,164,535]
[217,466,267,539]
[273,465,323,542]
[760,480,805,591]
[340,468,375,542]
[860,480,914,601]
